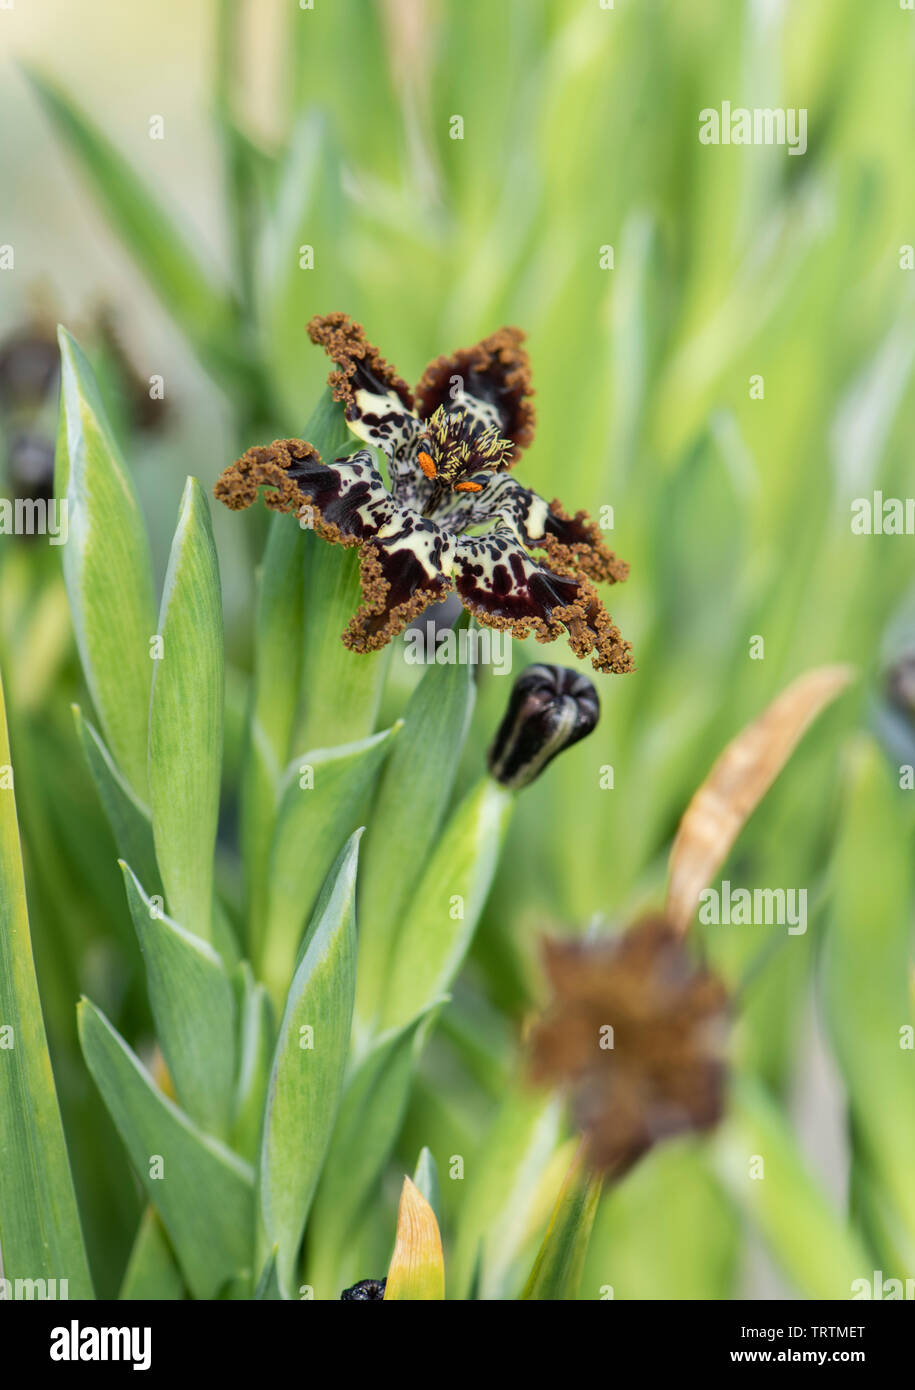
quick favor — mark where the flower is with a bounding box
[214,313,633,674]
[529,917,728,1175]
[340,1278,386,1301]
[488,663,600,789]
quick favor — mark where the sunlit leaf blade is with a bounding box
[383,1177,445,1301]
[119,1207,185,1301]
[306,1002,441,1298]
[77,998,254,1299]
[823,738,915,1250]
[72,704,159,893]
[261,725,399,1006]
[120,861,237,1139]
[258,831,360,1296]
[29,70,240,378]
[149,477,224,945]
[56,327,157,801]
[356,653,475,1031]
[0,671,93,1296]
[665,665,854,933]
[380,777,513,1030]
[714,1074,871,1298]
[450,1085,562,1301]
[522,1148,601,1301]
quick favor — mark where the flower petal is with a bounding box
[453,527,633,674]
[415,326,536,456]
[438,476,628,585]
[307,313,421,496]
[343,514,457,653]
[214,441,398,544]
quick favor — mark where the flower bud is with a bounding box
[487,663,600,790]
[340,1278,386,1301]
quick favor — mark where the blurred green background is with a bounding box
[1,0,913,1299]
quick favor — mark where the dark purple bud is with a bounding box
[487,663,600,790]
[340,1278,387,1301]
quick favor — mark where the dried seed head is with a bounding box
[529,917,729,1175]
[487,663,600,790]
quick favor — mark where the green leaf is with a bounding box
[257,830,360,1296]
[78,998,254,1300]
[56,327,157,801]
[379,777,513,1031]
[241,512,307,954]
[149,477,224,944]
[119,1207,185,1301]
[355,653,475,1031]
[29,71,240,381]
[823,737,915,1248]
[72,704,159,893]
[260,724,400,1005]
[120,861,237,1139]
[522,1149,602,1301]
[0,671,93,1296]
[231,963,275,1166]
[411,1148,441,1225]
[450,1085,562,1301]
[254,1246,283,1301]
[305,1002,441,1298]
[714,1074,871,1298]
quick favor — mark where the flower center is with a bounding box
[418,406,513,500]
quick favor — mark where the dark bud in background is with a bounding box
[887,654,915,719]
[0,325,59,412]
[7,430,56,504]
[488,663,600,790]
[340,1277,386,1301]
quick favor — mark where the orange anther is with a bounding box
[455,480,483,492]
[417,450,437,479]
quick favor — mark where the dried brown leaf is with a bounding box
[665,665,855,934]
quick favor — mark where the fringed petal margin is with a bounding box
[343,526,455,653]
[415,326,536,456]
[453,528,633,675]
[213,442,398,545]
[307,312,421,497]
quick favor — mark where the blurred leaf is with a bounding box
[306,1002,441,1298]
[29,70,241,383]
[56,327,157,801]
[72,704,159,893]
[0,671,93,1296]
[380,777,513,1030]
[823,738,915,1249]
[261,723,400,1006]
[258,831,360,1296]
[522,1149,601,1301]
[78,998,254,1300]
[120,861,237,1139]
[356,652,475,1032]
[714,1074,871,1299]
[384,1177,445,1301]
[119,1207,185,1300]
[666,665,854,933]
[254,1246,283,1301]
[450,1085,562,1301]
[149,477,224,945]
